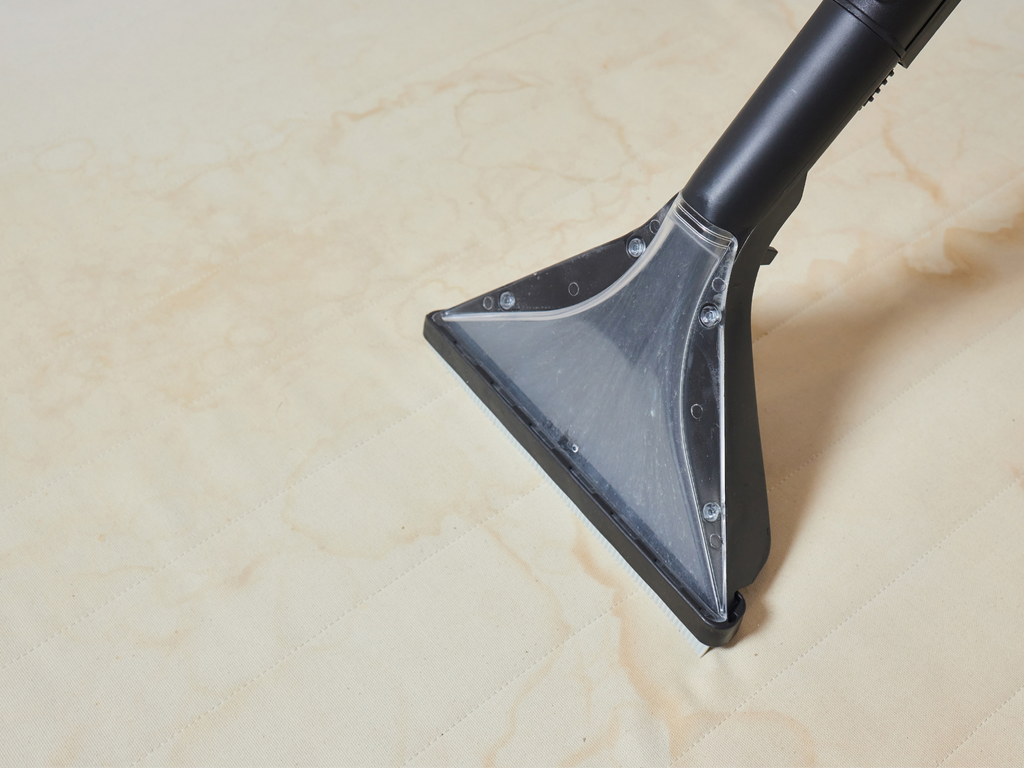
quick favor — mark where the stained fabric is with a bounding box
[1,1,1022,765]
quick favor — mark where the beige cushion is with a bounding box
[2,1,1022,764]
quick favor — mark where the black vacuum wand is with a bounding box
[424,0,962,646]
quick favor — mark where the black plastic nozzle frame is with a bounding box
[421,0,962,646]
[682,0,960,597]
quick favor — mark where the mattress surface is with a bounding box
[1,1,1022,765]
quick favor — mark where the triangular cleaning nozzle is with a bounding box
[425,0,962,646]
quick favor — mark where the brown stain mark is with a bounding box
[903,202,1024,285]
[881,122,944,204]
[752,225,878,342]
[938,205,1024,280]
[478,519,572,641]
[132,624,193,652]
[774,0,801,32]
[226,553,267,591]
[471,505,598,768]
[571,516,633,603]
[478,648,562,768]
[963,35,1005,53]
[278,476,451,561]
[159,116,310,200]
[48,723,86,767]
[1013,465,1024,501]
[35,138,95,173]
[569,520,703,759]
[573,80,646,179]
[560,708,623,767]
[704,711,817,767]
[442,64,644,194]
[745,193,1024,625]
[332,79,459,127]
[614,607,706,760]
[276,398,537,562]
[755,194,1024,345]
[450,74,535,132]
[569,520,821,765]
[476,518,575,767]
[914,232,984,280]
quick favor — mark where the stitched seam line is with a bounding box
[0,300,348,514]
[11,151,1020,515]
[767,303,1024,495]
[754,167,1024,347]
[0,194,577,513]
[0,387,457,674]
[0,2,613,384]
[401,593,634,765]
[937,682,1024,766]
[0,0,601,171]
[130,483,545,767]
[669,473,1023,766]
[0,122,678,511]
[0,228,300,384]
[5,22,1021,380]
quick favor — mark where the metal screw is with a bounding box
[482,296,494,310]
[627,237,646,258]
[702,502,722,523]
[699,303,721,328]
[499,291,515,310]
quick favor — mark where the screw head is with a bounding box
[702,502,722,523]
[499,291,515,310]
[627,237,646,258]
[699,303,722,328]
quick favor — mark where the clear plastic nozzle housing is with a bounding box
[443,196,738,621]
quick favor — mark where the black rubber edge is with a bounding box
[424,311,745,647]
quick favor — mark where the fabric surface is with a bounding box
[2,0,1022,765]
